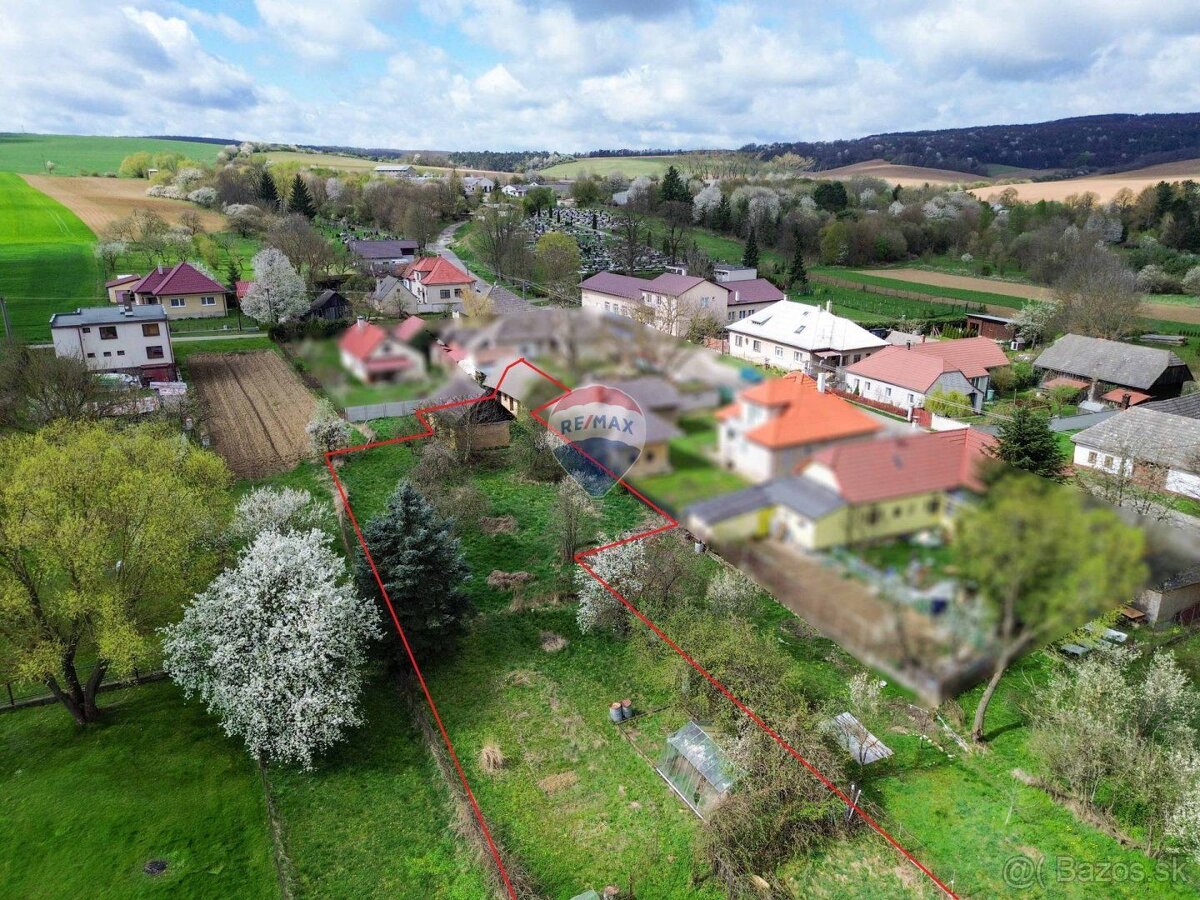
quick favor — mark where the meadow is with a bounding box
[0,134,221,175]
[0,172,100,341]
[540,156,678,179]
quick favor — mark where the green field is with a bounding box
[0,134,222,176]
[540,156,677,179]
[0,172,100,340]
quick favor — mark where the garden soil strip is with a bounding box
[326,358,959,899]
[188,351,315,479]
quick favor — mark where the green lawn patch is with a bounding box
[285,336,447,410]
[631,413,749,514]
[539,156,677,179]
[812,266,1030,310]
[0,134,221,176]
[0,172,100,341]
[0,681,278,899]
[173,336,277,373]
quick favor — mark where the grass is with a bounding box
[813,265,1030,311]
[631,413,750,514]
[285,336,447,409]
[540,156,678,179]
[173,336,277,377]
[0,681,278,899]
[0,171,100,341]
[0,134,222,176]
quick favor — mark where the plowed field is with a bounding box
[187,351,315,478]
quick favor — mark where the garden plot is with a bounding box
[187,350,316,478]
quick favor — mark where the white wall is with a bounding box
[582,290,640,319]
[1165,469,1200,499]
[53,319,173,372]
[1072,442,1132,476]
[848,375,922,410]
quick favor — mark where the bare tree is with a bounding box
[613,212,646,275]
[1051,242,1143,339]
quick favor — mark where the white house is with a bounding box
[726,300,886,374]
[399,256,474,314]
[1071,395,1200,499]
[843,337,1011,414]
[50,305,176,382]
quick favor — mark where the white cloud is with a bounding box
[253,0,392,61]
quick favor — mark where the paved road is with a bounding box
[434,220,533,314]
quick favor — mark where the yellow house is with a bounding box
[127,262,230,319]
[686,429,997,551]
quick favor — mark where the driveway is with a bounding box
[434,220,533,314]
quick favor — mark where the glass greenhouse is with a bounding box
[654,721,738,818]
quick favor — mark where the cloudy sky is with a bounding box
[2,0,1199,151]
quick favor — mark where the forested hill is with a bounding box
[741,113,1200,176]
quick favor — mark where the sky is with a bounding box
[2,0,1200,152]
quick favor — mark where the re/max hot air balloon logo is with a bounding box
[547,385,645,496]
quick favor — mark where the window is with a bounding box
[102,351,112,358]
[866,507,881,525]
[893,505,903,518]
[99,326,117,340]
[82,326,91,334]
[793,350,801,361]
[853,354,861,363]
[907,394,915,405]
[1087,451,1097,464]
[727,311,734,321]
[440,289,451,299]
[116,350,125,356]
[865,381,872,390]
[142,323,160,337]
[927,498,940,513]
[146,346,165,360]
[752,340,761,352]
[775,347,783,358]
[86,352,95,358]
[1103,455,1114,468]
[734,335,744,347]
[454,288,463,297]
[885,387,893,398]
[200,295,216,306]
[738,310,747,319]
[170,297,185,308]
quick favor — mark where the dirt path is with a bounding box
[856,268,1200,324]
[21,175,224,234]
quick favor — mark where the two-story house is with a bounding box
[126,262,229,319]
[399,256,474,314]
[726,299,886,374]
[50,305,176,382]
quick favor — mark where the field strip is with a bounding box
[326,358,960,899]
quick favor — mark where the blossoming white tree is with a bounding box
[307,398,352,457]
[242,248,307,324]
[162,529,380,769]
[575,534,645,635]
[228,486,329,544]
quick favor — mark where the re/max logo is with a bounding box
[557,413,635,434]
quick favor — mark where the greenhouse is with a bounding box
[654,721,738,818]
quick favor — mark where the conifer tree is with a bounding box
[659,165,690,205]
[788,235,809,293]
[713,194,732,232]
[288,174,316,218]
[258,169,279,207]
[993,405,1067,480]
[742,226,760,269]
[356,481,472,663]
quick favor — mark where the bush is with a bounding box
[268,318,347,342]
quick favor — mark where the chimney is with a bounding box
[817,372,828,393]
[906,341,912,350]
[157,265,164,275]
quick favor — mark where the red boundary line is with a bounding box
[325,357,959,900]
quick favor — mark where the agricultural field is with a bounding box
[0,171,100,341]
[971,158,1200,204]
[187,350,316,478]
[258,150,508,178]
[23,174,225,233]
[0,133,221,175]
[539,155,679,179]
[812,159,989,187]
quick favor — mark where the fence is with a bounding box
[2,664,167,713]
[344,398,430,422]
[827,386,912,420]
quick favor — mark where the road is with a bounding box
[433,220,533,314]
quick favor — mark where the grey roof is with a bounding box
[428,375,487,406]
[966,312,1014,324]
[607,376,682,413]
[1034,334,1191,390]
[1144,393,1200,420]
[370,276,399,300]
[483,283,533,314]
[827,712,893,765]
[348,239,418,259]
[1072,405,1200,470]
[309,289,348,313]
[644,409,683,444]
[50,305,168,327]
[685,475,845,525]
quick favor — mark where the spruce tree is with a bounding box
[288,174,316,218]
[659,165,690,205]
[994,405,1067,481]
[356,481,472,663]
[713,194,732,232]
[788,234,809,293]
[259,169,279,207]
[742,226,760,269]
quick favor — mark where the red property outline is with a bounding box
[324,358,958,899]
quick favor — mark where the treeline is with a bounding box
[742,112,1200,176]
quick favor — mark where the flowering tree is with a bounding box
[228,486,328,544]
[242,248,307,324]
[307,398,352,457]
[162,529,380,769]
[575,535,645,635]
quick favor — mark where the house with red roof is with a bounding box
[843,337,1010,414]
[686,427,997,550]
[124,262,230,319]
[399,255,473,314]
[338,317,427,384]
[715,372,882,481]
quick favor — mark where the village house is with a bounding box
[337,316,427,384]
[373,164,412,177]
[104,273,141,304]
[399,255,474,314]
[502,183,532,197]
[687,428,996,551]
[347,238,419,274]
[1070,394,1200,499]
[50,305,176,382]
[965,312,1018,343]
[726,299,886,374]
[843,336,1011,414]
[430,394,516,452]
[124,262,229,319]
[605,377,687,478]
[1034,333,1194,401]
[462,175,496,194]
[715,372,882,482]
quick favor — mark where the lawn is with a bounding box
[0,681,278,900]
[0,171,100,341]
[800,282,978,326]
[285,336,447,409]
[173,335,277,374]
[812,265,1030,311]
[0,134,222,176]
[631,413,750,514]
[540,156,678,179]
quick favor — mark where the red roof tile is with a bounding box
[804,428,997,503]
[1101,387,1152,406]
[338,319,387,361]
[393,316,427,342]
[845,346,951,392]
[105,274,141,288]
[236,280,254,300]
[731,373,881,449]
[1043,375,1089,391]
[131,262,225,297]
[909,336,1010,379]
[408,256,471,286]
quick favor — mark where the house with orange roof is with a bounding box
[687,427,997,550]
[715,371,882,482]
[338,316,427,384]
[399,255,474,314]
[843,337,1010,414]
